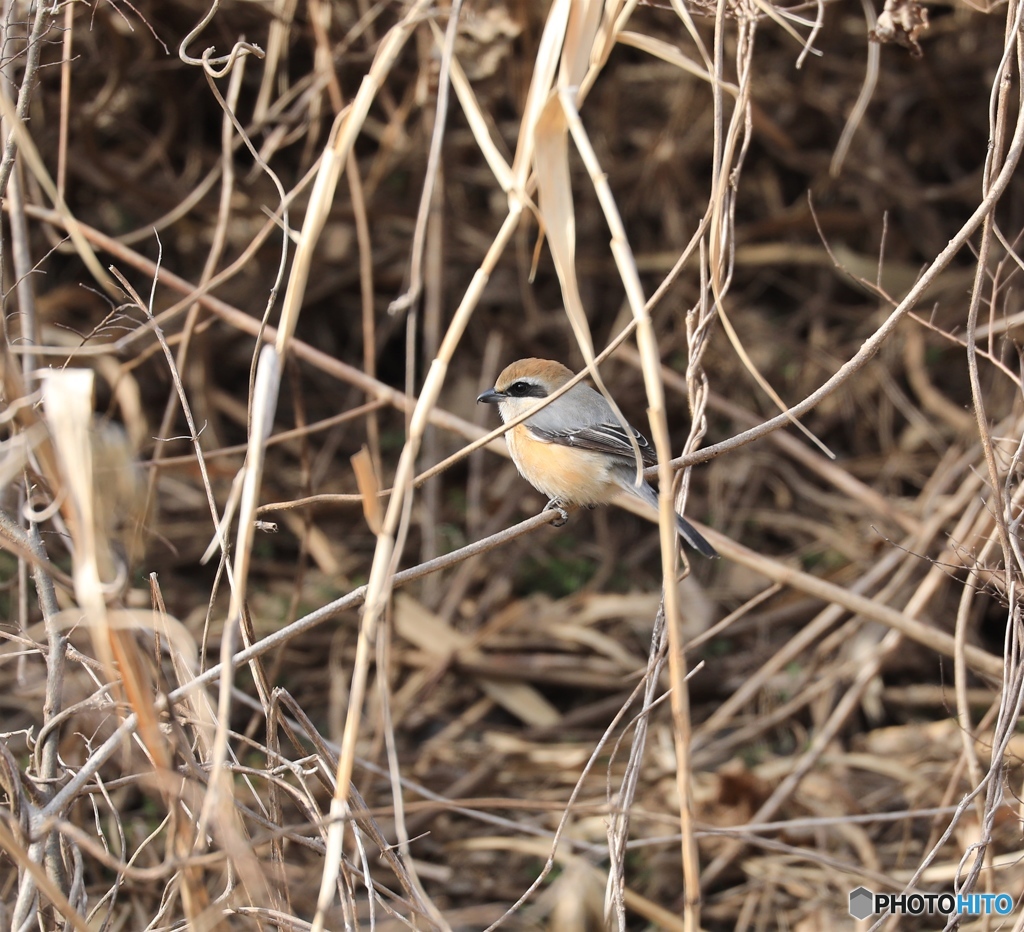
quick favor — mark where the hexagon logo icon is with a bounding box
[849,887,874,920]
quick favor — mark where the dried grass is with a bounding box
[2,0,1024,929]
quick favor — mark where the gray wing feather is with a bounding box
[525,382,656,465]
[529,423,657,465]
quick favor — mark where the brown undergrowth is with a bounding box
[1,0,1023,929]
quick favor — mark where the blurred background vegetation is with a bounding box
[2,0,1022,928]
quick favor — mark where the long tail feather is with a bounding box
[675,513,718,558]
[626,473,718,558]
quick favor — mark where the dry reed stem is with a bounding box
[557,83,705,927]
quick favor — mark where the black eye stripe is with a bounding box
[506,380,548,398]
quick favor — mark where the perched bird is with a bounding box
[477,358,717,557]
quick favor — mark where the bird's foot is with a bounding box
[544,499,570,527]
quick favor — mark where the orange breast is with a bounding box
[505,424,618,506]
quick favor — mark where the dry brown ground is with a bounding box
[1,0,1023,929]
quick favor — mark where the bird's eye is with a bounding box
[507,381,534,397]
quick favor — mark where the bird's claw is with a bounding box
[544,500,570,527]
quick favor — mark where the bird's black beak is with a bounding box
[476,388,504,404]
